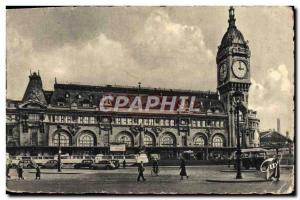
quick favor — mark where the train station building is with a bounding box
[6,7,260,161]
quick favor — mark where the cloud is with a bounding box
[6,29,140,99]
[129,9,215,90]
[249,64,294,135]
[7,9,215,98]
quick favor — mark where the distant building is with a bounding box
[259,130,293,150]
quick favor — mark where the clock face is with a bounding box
[219,63,227,81]
[232,61,247,78]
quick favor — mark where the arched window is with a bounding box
[194,136,205,147]
[53,132,70,147]
[118,133,133,147]
[78,133,94,147]
[161,133,176,147]
[144,134,154,147]
[212,135,224,147]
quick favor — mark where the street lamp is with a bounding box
[57,125,62,172]
[138,123,145,151]
[232,91,244,179]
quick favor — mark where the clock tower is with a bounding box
[217,7,251,147]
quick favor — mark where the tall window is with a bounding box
[144,134,154,147]
[161,134,175,147]
[31,132,38,146]
[78,133,94,147]
[53,132,70,147]
[118,134,132,147]
[212,135,224,147]
[194,136,205,146]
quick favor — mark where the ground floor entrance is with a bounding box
[7,146,235,163]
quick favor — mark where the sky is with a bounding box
[6,6,294,137]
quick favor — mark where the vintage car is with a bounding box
[230,148,271,170]
[90,160,117,170]
[74,159,94,169]
[111,159,120,169]
[41,160,61,169]
[18,159,36,169]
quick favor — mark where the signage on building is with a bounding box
[110,144,126,152]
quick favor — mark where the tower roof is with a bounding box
[22,71,47,104]
[218,7,248,52]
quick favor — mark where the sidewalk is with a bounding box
[206,178,270,183]
[207,168,270,183]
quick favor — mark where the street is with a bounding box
[6,165,294,194]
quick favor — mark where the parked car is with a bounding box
[111,160,120,169]
[230,148,270,170]
[91,160,117,170]
[18,160,36,169]
[42,160,61,169]
[74,159,94,169]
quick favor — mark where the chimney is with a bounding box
[286,131,289,139]
[277,118,281,133]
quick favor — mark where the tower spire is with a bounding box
[228,6,236,28]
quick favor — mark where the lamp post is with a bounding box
[138,123,145,151]
[57,125,62,172]
[232,91,244,179]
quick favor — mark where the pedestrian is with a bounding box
[35,165,41,180]
[152,158,159,176]
[263,155,281,182]
[123,159,126,169]
[17,165,24,180]
[270,155,280,182]
[179,158,188,180]
[6,164,11,179]
[17,165,21,180]
[137,161,146,182]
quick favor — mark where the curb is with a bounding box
[220,169,257,173]
[206,178,270,183]
[28,172,82,174]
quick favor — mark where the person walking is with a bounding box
[35,165,41,180]
[269,155,280,182]
[179,158,188,180]
[6,164,11,179]
[137,161,146,182]
[17,165,24,180]
[123,159,126,169]
[152,158,159,176]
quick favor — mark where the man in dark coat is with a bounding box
[123,159,126,169]
[179,158,188,180]
[6,164,11,179]
[152,158,159,176]
[35,165,41,180]
[270,155,280,182]
[17,165,24,180]
[137,161,146,182]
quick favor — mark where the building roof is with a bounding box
[217,7,249,57]
[259,130,293,148]
[48,83,224,114]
